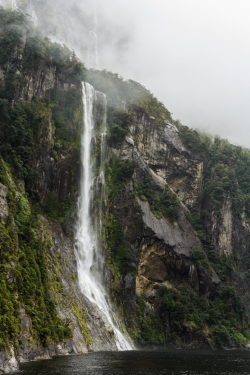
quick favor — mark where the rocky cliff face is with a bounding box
[101,96,250,350]
[0,12,119,373]
[1,7,250,374]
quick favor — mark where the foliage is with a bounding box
[107,109,129,147]
[190,248,211,271]
[105,159,137,275]
[23,37,85,80]
[0,98,47,183]
[177,123,250,220]
[86,70,150,107]
[134,179,180,222]
[0,9,28,66]
[186,210,235,280]
[0,8,85,79]
[87,70,172,127]
[0,162,72,348]
[135,296,164,345]
[106,218,130,275]
[0,279,19,349]
[41,194,72,225]
[45,86,83,155]
[0,10,84,184]
[157,285,247,348]
[0,10,88,350]
[106,158,137,200]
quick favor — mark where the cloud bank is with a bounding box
[5,0,250,148]
[95,0,250,148]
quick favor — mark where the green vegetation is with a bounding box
[177,123,250,220]
[106,158,137,200]
[186,210,236,281]
[46,86,83,145]
[86,70,150,107]
[107,109,129,147]
[45,86,83,163]
[0,85,81,223]
[0,98,46,183]
[0,160,72,349]
[0,8,84,186]
[87,70,172,127]
[106,219,130,275]
[134,178,180,222]
[175,123,250,278]
[105,159,137,276]
[190,248,211,271]
[158,285,248,347]
[135,296,164,345]
[41,194,72,225]
[0,9,28,66]
[0,9,86,350]
[0,9,85,103]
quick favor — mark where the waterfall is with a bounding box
[88,30,99,69]
[25,0,38,26]
[88,1,99,68]
[11,0,17,11]
[75,82,133,351]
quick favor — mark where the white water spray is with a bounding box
[88,1,99,68]
[88,30,99,68]
[11,0,17,11]
[75,82,132,351]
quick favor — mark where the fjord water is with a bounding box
[18,350,250,374]
[74,82,132,350]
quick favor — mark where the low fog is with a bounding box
[5,0,250,148]
[94,0,250,148]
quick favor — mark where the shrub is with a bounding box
[135,179,180,222]
[107,110,129,147]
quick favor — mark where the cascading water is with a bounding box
[75,82,133,351]
[88,1,99,68]
[88,30,99,69]
[11,0,17,11]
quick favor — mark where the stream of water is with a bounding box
[11,0,17,11]
[74,82,132,351]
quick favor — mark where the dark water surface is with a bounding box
[18,350,250,375]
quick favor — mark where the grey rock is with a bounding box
[0,183,9,225]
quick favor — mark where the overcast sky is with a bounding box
[93,0,250,148]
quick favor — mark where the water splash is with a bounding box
[75,82,132,351]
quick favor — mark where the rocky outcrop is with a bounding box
[0,180,117,373]
[1,8,250,370]
[128,107,204,209]
[104,104,250,349]
[0,183,8,225]
[16,215,117,364]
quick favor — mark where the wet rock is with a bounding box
[0,183,9,225]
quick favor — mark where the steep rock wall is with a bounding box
[103,102,250,349]
[0,15,119,373]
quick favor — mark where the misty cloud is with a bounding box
[3,0,250,148]
[94,0,250,148]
